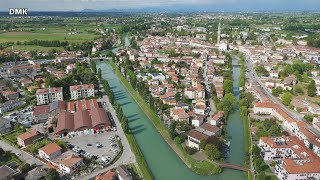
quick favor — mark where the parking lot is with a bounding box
[61,131,121,165]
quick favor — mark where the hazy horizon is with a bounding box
[1,0,320,12]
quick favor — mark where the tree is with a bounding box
[19,163,35,173]
[223,79,233,94]
[294,85,304,95]
[272,87,283,97]
[308,80,317,97]
[255,65,269,77]
[46,169,61,180]
[199,139,207,150]
[98,68,102,79]
[281,92,292,106]
[205,144,222,161]
[217,93,236,115]
[175,92,181,102]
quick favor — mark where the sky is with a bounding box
[1,0,320,11]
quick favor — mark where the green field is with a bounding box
[0,31,98,43]
[5,45,64,52]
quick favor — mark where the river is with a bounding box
[97,35,245,179]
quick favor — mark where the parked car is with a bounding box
[96,143,103,148]
[87,143,92,146]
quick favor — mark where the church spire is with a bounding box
[217,21,221,44]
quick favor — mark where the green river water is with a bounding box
[98,34,245,180]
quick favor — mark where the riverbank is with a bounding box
[108,60,222,176]
[234,53,254,180]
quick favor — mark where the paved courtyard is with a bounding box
[61,131,120,160]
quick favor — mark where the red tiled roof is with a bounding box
[70,84,94,91]
[55,108,111,135]
[188,129,209,141]
[39,143,61,155]
[17,130,41,141]
[33,105,50,116]
[85,99,91,110]
[74,110,91,130]
[67,102,75,112]
[60,155,83,168]
[89,108,111,128]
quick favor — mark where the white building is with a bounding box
[66,64,75,74]
[70,84,94,100]
[259,136,320,180]
[59,155,83,174]
[0,100,23,114]
[276,159,320,180]
[36,87,63,105]
[38,143,62,160]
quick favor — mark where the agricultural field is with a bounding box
[0,31,98,43]
[5,45,64,52]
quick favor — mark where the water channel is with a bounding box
[97,34,245,180]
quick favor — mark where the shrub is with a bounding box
[184,146,197,155]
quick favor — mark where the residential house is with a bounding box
[258,136,320,180]
[66,64,76,74]
[39,143,62,160]
[95,170,116,180]
[25,167,48,180]
[7,65,35,77]
[0,165,19,180]
[0,100,23,114]
[269,70,279,78]
[70,84,95,100]
[20,77,33,87]
[33,101,67,123]
[116,165,133,180]
[170,108,190,122]
[2,91,19,100]
[187,123,221,150]
[36,87,63,105]
[209,111,224,126]
[191,115,205,127]
[0,117,11,135]
[59,155,83,174]
[17,130,44,147]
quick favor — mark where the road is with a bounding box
[0,140,45,166]
[242,54,303,120]
[203,59,217,115]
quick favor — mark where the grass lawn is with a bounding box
[0,31,98,43]
[5,45,64,52]
[109,61,222,176]
[25,139,68,155]
[1,123,28,147]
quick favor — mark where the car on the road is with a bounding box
[15,153,21,156]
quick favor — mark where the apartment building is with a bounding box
[253,101,320,157]
[36,87,63,105]
[259,136,320,180]
[70,84,94,100]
